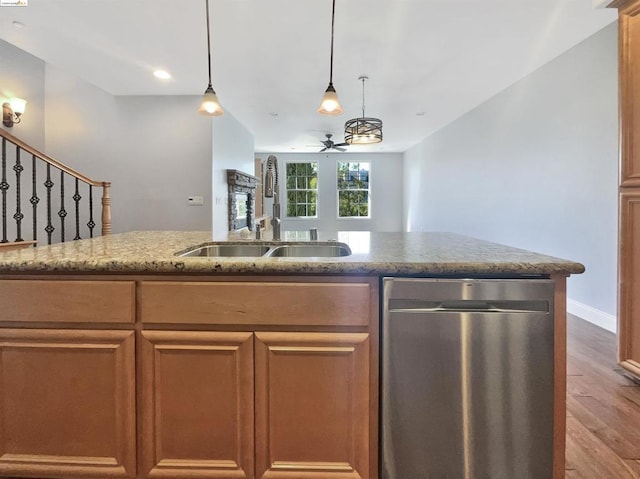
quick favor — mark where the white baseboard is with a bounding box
[567,298,617,333]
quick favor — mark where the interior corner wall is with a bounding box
[403,23,619,329]
[110,96,213,234]
[3,39,256,239]
[258,152,404,233]
[0,39,45,149]
[44,65,213,234]
[44,64,118,182]
[211,111,255,239]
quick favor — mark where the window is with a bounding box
[337,162,370,218]
[286,162,318,217]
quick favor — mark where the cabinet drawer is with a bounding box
[0,280,135,324]
[140,280,372,327]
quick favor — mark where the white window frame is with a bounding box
[336,161,371,219]
[284,161,319,219]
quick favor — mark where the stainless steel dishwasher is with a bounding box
[381,278,555,479]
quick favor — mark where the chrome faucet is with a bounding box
[264,155,281,240]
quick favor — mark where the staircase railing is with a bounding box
[0,128,111,247]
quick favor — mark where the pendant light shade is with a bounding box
[198,85,224,116]
[318,83,343,115]
[344,76,382,144]
[198,0,224,116]
[317,0,343,115]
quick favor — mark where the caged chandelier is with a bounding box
[344,76,382,145]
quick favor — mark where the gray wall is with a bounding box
[0,39,255,237]
[0,39,45,149]
[403,23,618,328]
[258,152,404,233]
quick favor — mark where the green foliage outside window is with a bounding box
[337,162,370,217]
[286,162,318,217]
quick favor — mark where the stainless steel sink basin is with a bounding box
[265,243,351,258]
[179,244,271,257]
[177,241,352,258]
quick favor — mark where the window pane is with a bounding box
[337,162,370,217]
[285,162,318,218]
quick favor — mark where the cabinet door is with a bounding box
[255,332,370,479]
[620,11,640,186]
[0,329,136,478]
[140,331,254,479]
[620,191,640,375]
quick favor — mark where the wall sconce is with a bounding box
[2,98,27,127]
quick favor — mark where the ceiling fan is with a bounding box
[318,133,348,152]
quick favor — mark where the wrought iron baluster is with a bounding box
[88,185,95,238]
[58,171,67,242]
[0,138,8,243]
[44,164,54,245]
[73,178,81,240]
[31,155,39,243]
[13,147,24,242]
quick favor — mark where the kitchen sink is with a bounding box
[265,244,351,257]
[179,244,272,257]
[177,242,351,258]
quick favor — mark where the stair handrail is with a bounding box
[0,128,111,236]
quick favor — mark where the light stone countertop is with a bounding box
[0,230,585,276]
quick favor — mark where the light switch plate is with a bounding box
[188,196,204,206]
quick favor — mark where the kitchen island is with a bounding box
[0,231,584,479]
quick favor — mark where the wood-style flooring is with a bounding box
[566,314,640,478]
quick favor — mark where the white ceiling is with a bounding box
[0,0,617,153]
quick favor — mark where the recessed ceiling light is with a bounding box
[153,70,171,80]
[270,112,279,117]
[12,21,25,29]
[416,112,426,116]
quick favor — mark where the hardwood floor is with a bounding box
[566,314,640,478]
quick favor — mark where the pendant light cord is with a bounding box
[205,0,213,88]
[329,0,336,85]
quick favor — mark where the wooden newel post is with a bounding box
[101,182,112,236]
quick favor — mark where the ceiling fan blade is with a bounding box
[334,142,348,147]
[335,147,347,152]
[319,147,328,152]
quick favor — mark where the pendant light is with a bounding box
[317,0,343,115]
[198,0,224,116]
[344,76,383,144]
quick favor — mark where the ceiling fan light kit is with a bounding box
[344,75,383,145]
[317,0,343,116]
[198,0,224,116]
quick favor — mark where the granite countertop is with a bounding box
[0,230,585,276]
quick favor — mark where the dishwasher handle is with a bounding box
[388,299,550,313]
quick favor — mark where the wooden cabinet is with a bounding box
[0,279,135,324]
[0,275,377,479]
[0,328,136,478]
[139,281,371,327]
[619,191,640,376]
[255,332,370,479]
[139,331,254,479]
[619,5,640,187]
[618,1,640,379]
[139,277,377,479]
